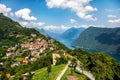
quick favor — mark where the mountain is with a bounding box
[0,13,69,79]
[46,30,60,39]
[45,27,85,49]
[0,13,120,80]
[0,13,42,49]
[35,28,49,37]
[57,27,85,49]
[72,26,120,55]
[34,27,61,40]
[0,13,68,52]
[60,27,85,41]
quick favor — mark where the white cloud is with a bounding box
[108,19,120,24]
[74,24,105,28]
[74,25,89,28]
[0,4,11,16]
[70,18,76,23]
[43,25,70,33]
[15,8,37,21]
[10,12,14,16]
[79,24,90,28]
[46,0,97,21]
[107,15,117,18]
[88,24,105,28]
[20,21,45,27]
[43,24,106,34]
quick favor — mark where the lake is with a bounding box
[60,40,120,62]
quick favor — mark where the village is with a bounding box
[0,35,66,79]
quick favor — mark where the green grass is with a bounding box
[61,68,89,80]
[15,57,24,61]
[32,64,66,80]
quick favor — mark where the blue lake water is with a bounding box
[58,40,120,62]
[106,53,120,62]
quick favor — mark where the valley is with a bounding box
[1,0,120,80]
[37,26,120,62]
[0,12,120,80]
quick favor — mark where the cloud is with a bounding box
[46,0,97,21]
[74,24,105,28]
[73,25,89,28]
[15,8,37,21]
[10,12,14,16]
[108,19,120,24]
[107,15,117,18]
[78,24,90,28]
[43,25,70,33]
[43,24,106,34]
[0,4,11,16]
[20,21,45,28]
[70,18,76,23]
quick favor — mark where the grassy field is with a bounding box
[15,57,24,61]
[32,64,66,80]
[61,68,89,80]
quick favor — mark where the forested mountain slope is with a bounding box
[72,26,120,54]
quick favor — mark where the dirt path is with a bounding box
[56,61,95,80]
[76,61,95,80]
[56,61,70,80]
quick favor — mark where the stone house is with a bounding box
[6,73,11,78]
[52,51,61,65]
[22,59,28,64]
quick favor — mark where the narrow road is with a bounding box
[76,61,95,80]
[56,61,70,80]
[56,61,95,80]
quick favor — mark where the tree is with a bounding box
[71,58,77,71]
[47,63,51,77]
[70,58,77,75]
[80,63,84,73]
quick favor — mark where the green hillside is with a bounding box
[0,13,44,57]
[0,13,68,80]
[61,67,89,80]
[72,26,120,54]
[0,13,120,80]
[32,64,65,80]
[70,49,120,80]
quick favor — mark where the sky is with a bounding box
[0,0,120,33]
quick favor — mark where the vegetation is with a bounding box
[32,64,66,80]
[61,68,89,80]
[47,63,52,77]
[0,13,46,57]
[0,13,120,80]
[72,26,120,54]
[70,49,120,80]
[0,13,69,79]
[56,55,68,65]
